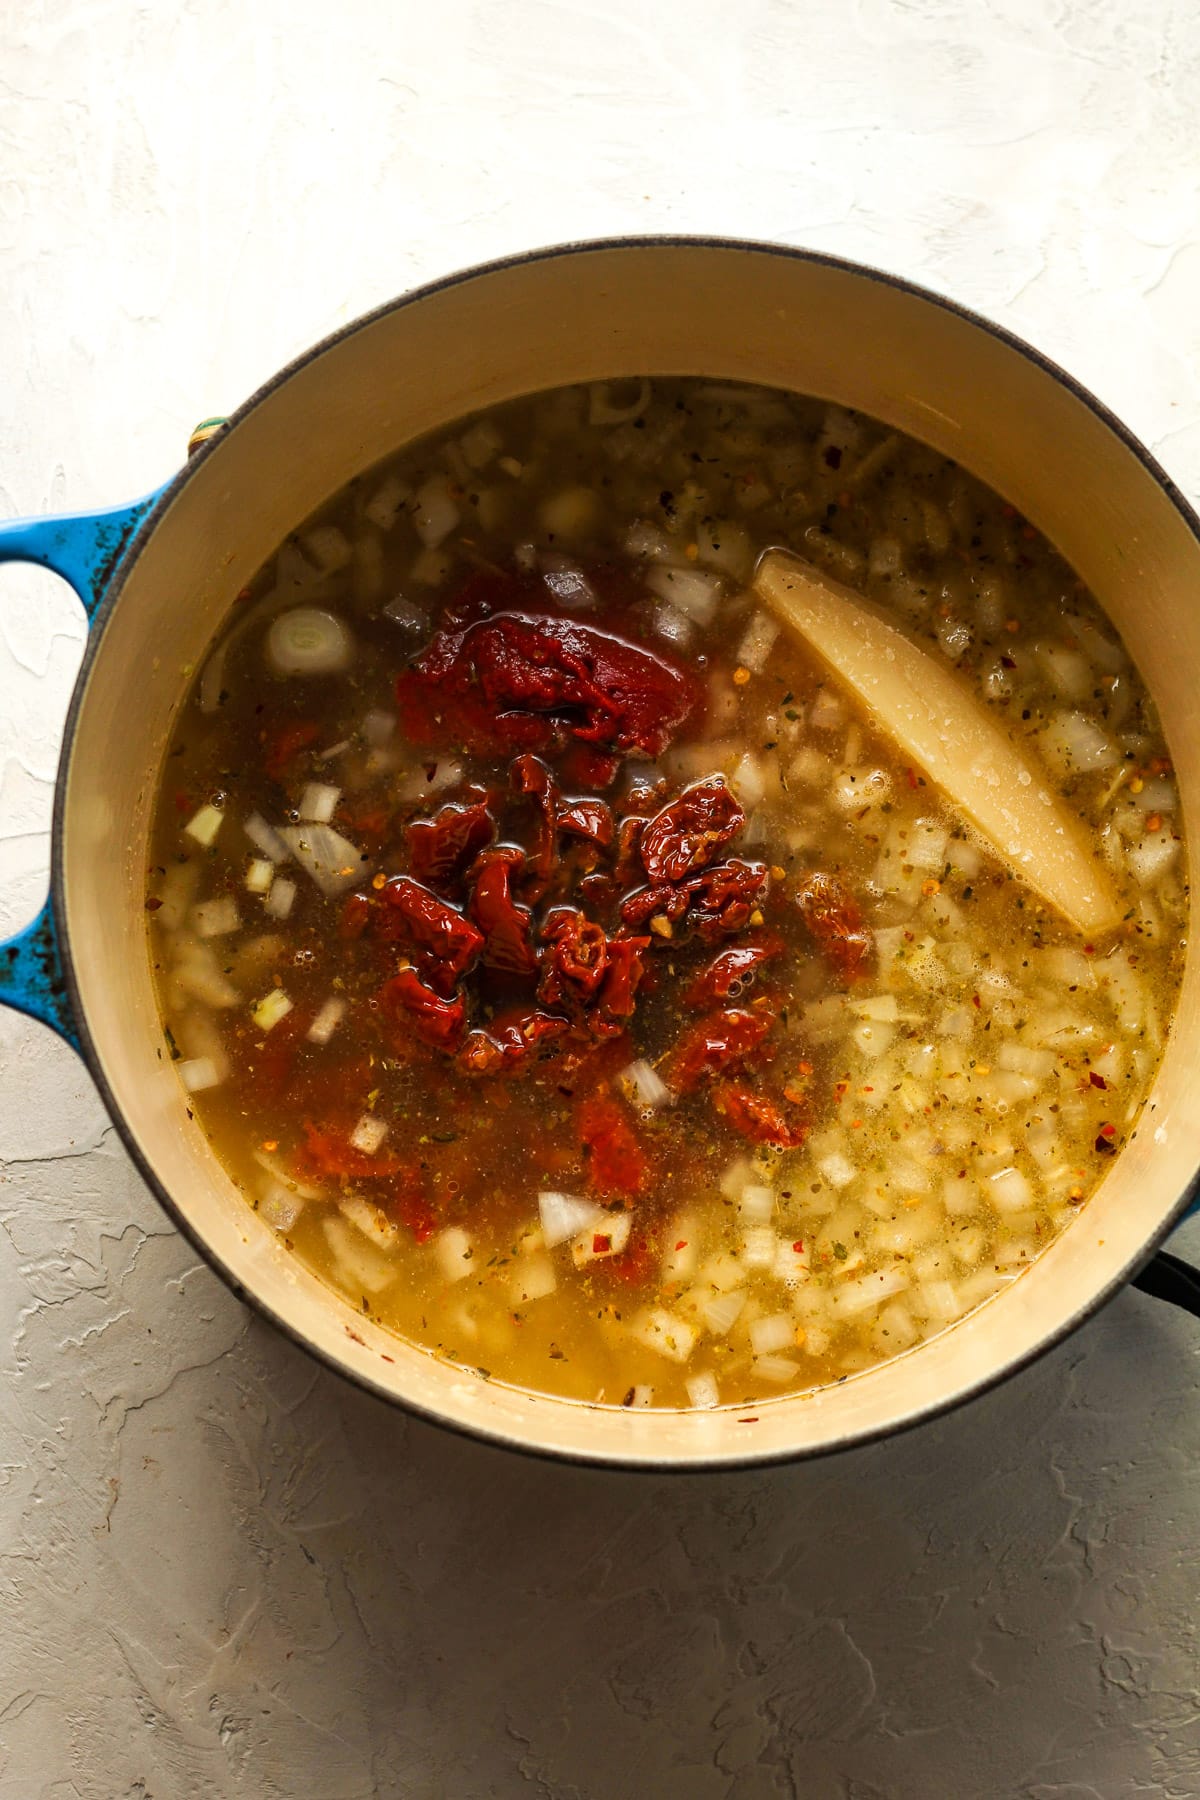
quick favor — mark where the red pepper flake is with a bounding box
[792,1240,804,1253]
[738,1416,760,1424]
[675,1239,688,1251]
[593,1233,612,1254]
[1089,1071,1108,1090]
[905,767,919,790]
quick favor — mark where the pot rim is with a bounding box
[50,233,1200,1470]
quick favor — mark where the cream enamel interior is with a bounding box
[60,242,1200,1466]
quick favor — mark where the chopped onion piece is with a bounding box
[625,520,675,561]
[299,782,341,823]
[628,1385,654,1408]
[634,1308,698,1363]
[302,525,352,574]
[172,939,240,1008]
[539,485,601,542]
[349,1114,389,1156]
[177,1055,221,1093]
[364,473,413,532]
[750,1313,795,1356]
[572,1211,632,1267]
[245,857,275,895]
[817,1152,857,1190]
[739,1184,775,1223]
[538,1190,603,1248]
[686,1372,720,1410]
[988,1166,1035,1212]
[340,1193,400,1250]
[741,1226,778,1269]
[184,802,224,847]
[511,1254,556,1303]
[198,637,230,714]
[461,419,503,468]
[266,607,354,676]
[754,1355,800,1383]
[852,993,899,1023]
[382,594,431,638]
[736,611,780,674]
[278,824,371,896]
[244,812,290,863]
[1126,828,1179,885]
[264,877,297,920]
[307,996,346,1045]
[702,1289,746,1335]
[192,896,240,939]
[434,1226,473,1282]
[541,554,597,610]
[395,760,463,804]
[730,752,768,811]
[645,563,722,625]
[323,1217,395,1295]
[362,709,396,747]
[774,1240,811,1288]
[252,1147,323,1201]
[260,1182,303,1232]
[621,1059,673,1111]
[833,1268,910,1317]
[412,476,460,549]
[251,987,293,1032]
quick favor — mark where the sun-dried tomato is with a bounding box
[559,742,622,791]
[683,930,784,1006]
[639,776,745,882]
[577,1092,650,1196]
[264,719,320,782]
[378,966,467,1051]
[539,907,608,1009]
[457,1008,570,1076]
[621,859,770,942]
[713,1082,808,1148]
[469,847,537,975]
[385,1166,440,1243]
[406,800,494,889]
[592,934,649,1036]
[378,875,484,994]
[394,594,701,758]
[339,891,374,940]
[663,1006,774,1093]
[795,871,873,983]
[556,795,614,849]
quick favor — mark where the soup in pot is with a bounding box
[145,379,1186,1410]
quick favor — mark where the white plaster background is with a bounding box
[1,2,1199,1794]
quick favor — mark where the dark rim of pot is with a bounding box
[48,234,1200,1473]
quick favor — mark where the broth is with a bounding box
[146,380,1186,1410]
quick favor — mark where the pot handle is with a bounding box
[1132,1247,1200,1317]
[0,489,166,1046]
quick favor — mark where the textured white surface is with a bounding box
[2,2,1200,1794]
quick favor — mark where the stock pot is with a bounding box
[2,238,1198,1468]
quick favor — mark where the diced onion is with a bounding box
[702,1289,746,1335]
[349,1114,389,1156]
[171,938,240,1009]
[264,877,297,920]
[307,996,347,1045]
[511,1255,556,1302]
[245,857,275,894]
[251,987,293,1032]
[251,1147,323,1201]
[738,1184,775,1223]
[730,752,768,812]
[395,760,463,804]
[192,896,240,939]
[198,637,230,715]
[833,1268,910,1317]
[260,1182,304,1232]
[340,1193,400,1249]
[541,554,597,610]
[278,824,371,896]
[362,709,396,747]
[299,783,340,824]
[177,1055,220,1093]
[741,1227,778,1269]
[244,812,290,863]
[1126,828,1179,885]
[322,1217,395,1295]
[571,1212,632,1267]
[620,1059,673,1111]
[634,1309,698,1363]
[266,607,354,677]
[988,1166,1035,1212]
[645,564,722,625]
[628,1385,654,1408]
[302,525,352,574]
[817,1152,857,1190]
[538,1190,603,1248]
[412,476,460,549]
[433,1226,473,1282]
[750,1313,795,1356]
[686,1372,720,1410]
[184,802,224,847]
[754,1355,799,1383]
[364,473,412,532]
[736,612,779,674]
[382,595,431,638]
